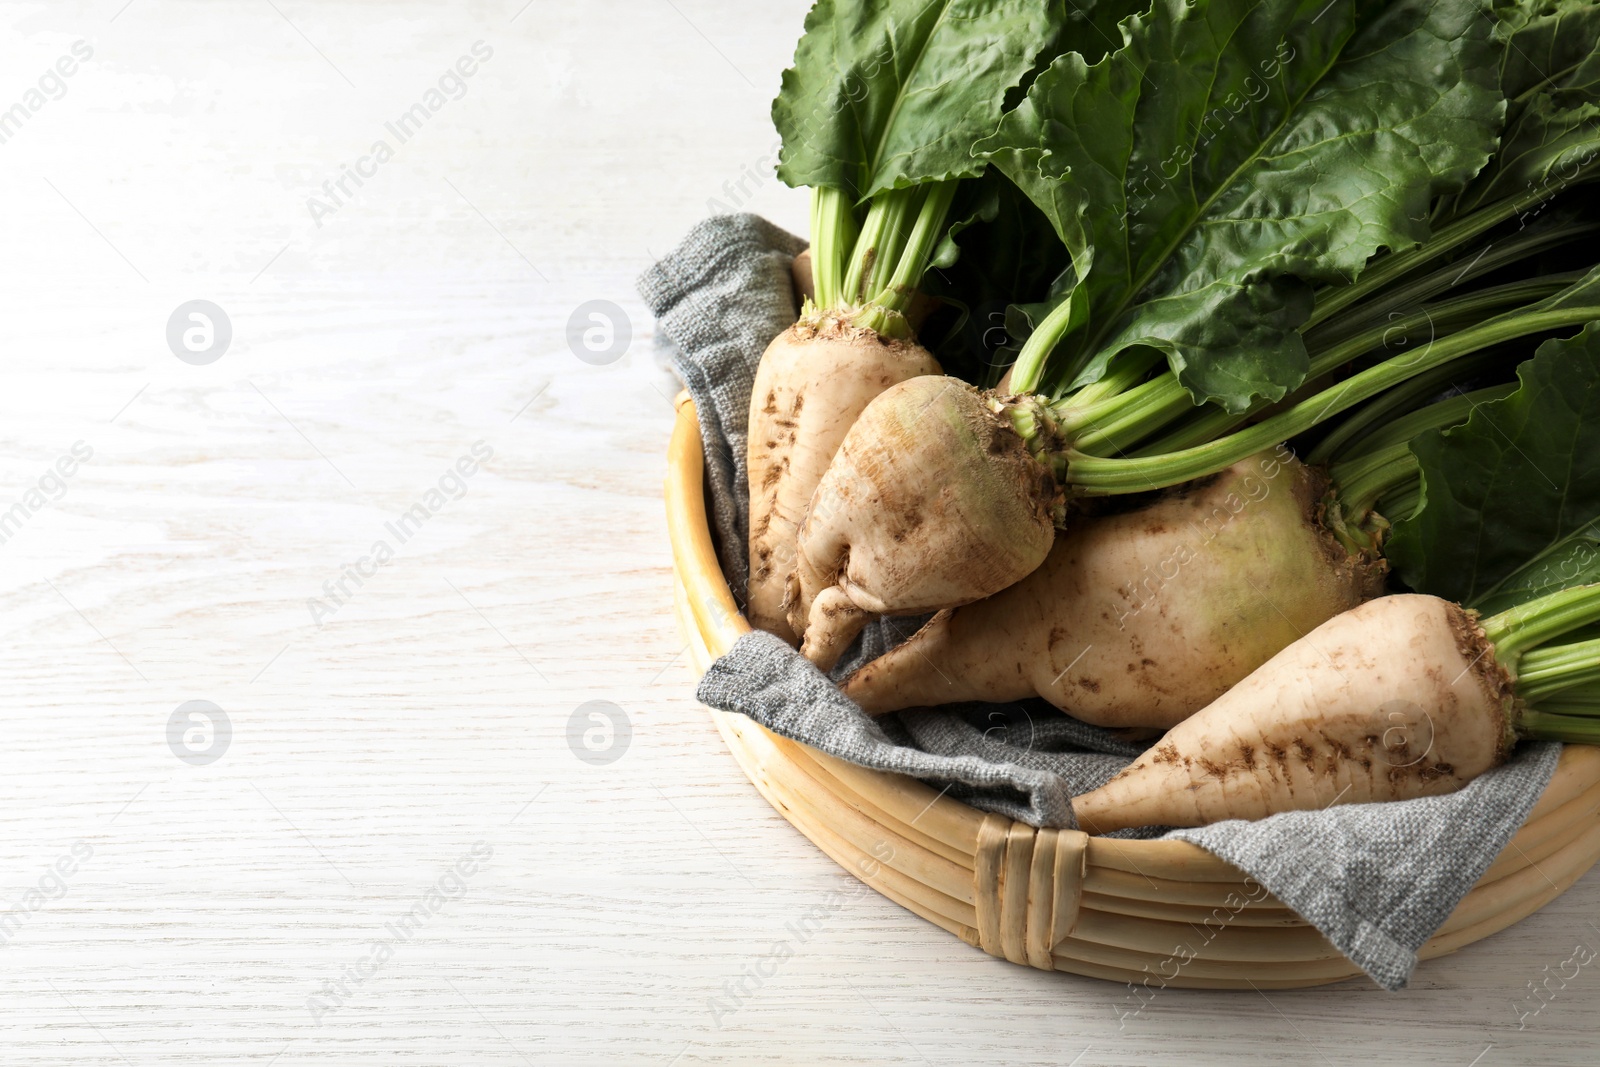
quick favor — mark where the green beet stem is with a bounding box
[1064,306,1600,496]
[1485,583,1600,664]
[809,186,857,312]
[1514,709,1600,744]
[1518,637,1600,702]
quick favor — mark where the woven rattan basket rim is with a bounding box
[665,391,1600,985]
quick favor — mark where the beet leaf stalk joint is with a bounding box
[1485,584,1600,746]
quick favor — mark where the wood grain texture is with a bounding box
[0,1,1597,1063]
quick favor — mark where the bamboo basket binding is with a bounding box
[665,390,1600,988]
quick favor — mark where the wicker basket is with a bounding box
[665,391,1600,988]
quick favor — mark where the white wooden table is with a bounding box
[1,2,1596,1063]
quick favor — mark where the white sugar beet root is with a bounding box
[746,320,940,643]
[1070,595,1517,833]
[843,451,1380,728]
[786,376,1058,670]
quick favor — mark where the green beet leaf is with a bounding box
[920,169,1074,386]
[1388,318,1600,610]
[978,0,1504,410]
[772,0,1057,199]
[1448,0,1600,215]
[1471,530,1600,618]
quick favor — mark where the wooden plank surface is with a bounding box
[0,1,1595,1063]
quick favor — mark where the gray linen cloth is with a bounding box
[639,213,1562,991]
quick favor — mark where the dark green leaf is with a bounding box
[1493,0,1600,105]
[1471,528,1600,616]
[1453,0,1600,213]
[772,0,1056,199]
[1387,316,1600,608]
[978,0,1505,410]
[918,169,1073,386]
